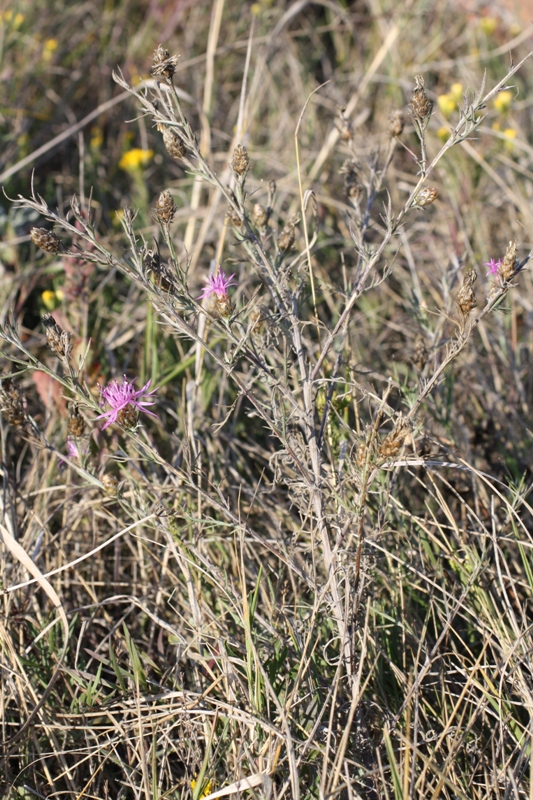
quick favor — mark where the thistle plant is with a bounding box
[1,18,533,800]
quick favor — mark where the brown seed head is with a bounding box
[415,187,438,207]
[456,268,477,318]
[379,417,410,459]
[154,190,177,225]
[42,314,73,360]
[30,227,62,254]
[340,159,364,203]
[388,109,405,137]
[67,403,86,438]
[412,333,429,370]
[231,144,250,177]
[101,473,118,497]
[160,126,185,159]
[335,111,354,142]
[277,219,297,254]
[408,74,433,131]
[252,203,268,230]
[151,44,179,82]
[0,378,26,427]
[499,240,518,281]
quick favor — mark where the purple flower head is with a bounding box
[198,270,236,300]
[95,376,158,430]
[484,258,502,277]
[66,437,83,459]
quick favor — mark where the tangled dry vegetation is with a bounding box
[1,1,533,798]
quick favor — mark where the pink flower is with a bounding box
[198,270,236,300]
[95,376,158,430]
[484,258,502,276]
[66,437,82,458]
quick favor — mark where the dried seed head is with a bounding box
[101,473,118,497]
[154,190,177,225]
[408,74,433,131]
[151,44,179,82]
[141,247,175,292]
[0,378,26,427]
[116,404,139,430]
[456,268,477,318]
[355,440,370,468]
[67,403,86,438]
[42,314,73,360]
[277,217,298,254]
[340,159,364,203]
[252,203,268,230]
[159,126,185,159]
[499,240,518,281]
[415,187,438,207]
[231,144,250,177]
[335,111,354,142]
[412,333,429,370]
[30,227,62,254]
[379,417,409,459]
[388,109,405,137]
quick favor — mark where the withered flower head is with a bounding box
[154,190,177,225]
[101,473,119,496]
[151,44,179,82]
[67,403,86,438]
[158,125,185,159]
[456,268,477,318]
[388,109,404,137]
[379,416,410,459]
[335,111,354,142]
[415,187,438,207]
[42,314,73,361]
[252,203,268,230]
[0,378,26,427]
[30,227,62,254]
[408,74,433,131]
[499,240,518,281]
[231,144,250,177]
[340,159,364,203]
[277,214,300,254]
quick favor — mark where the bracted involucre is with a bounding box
[31,227,62,254]
[408,74,433,131]
[231,144,250,176]
[151,44,179,81]
[499,240,518,281]
[154,190,177,225]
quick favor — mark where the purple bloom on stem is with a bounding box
[66,437,82,459]
[95,376,158,430]
[484,258,502,276]
[198,270,236,300]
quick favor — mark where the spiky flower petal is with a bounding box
[95,376,158,430]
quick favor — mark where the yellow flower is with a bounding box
[450,83,463,104]
[493,91,513,114]
[42,290,58,311]
[2,10,25,27]
[479,17,497,35]
[503,128,517,152]
[90,127,103,150]
[191,777,212,798]
[43,38,58,62]
[118,148,154,172]
[436,126,449,142]
[437,93,456,120]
